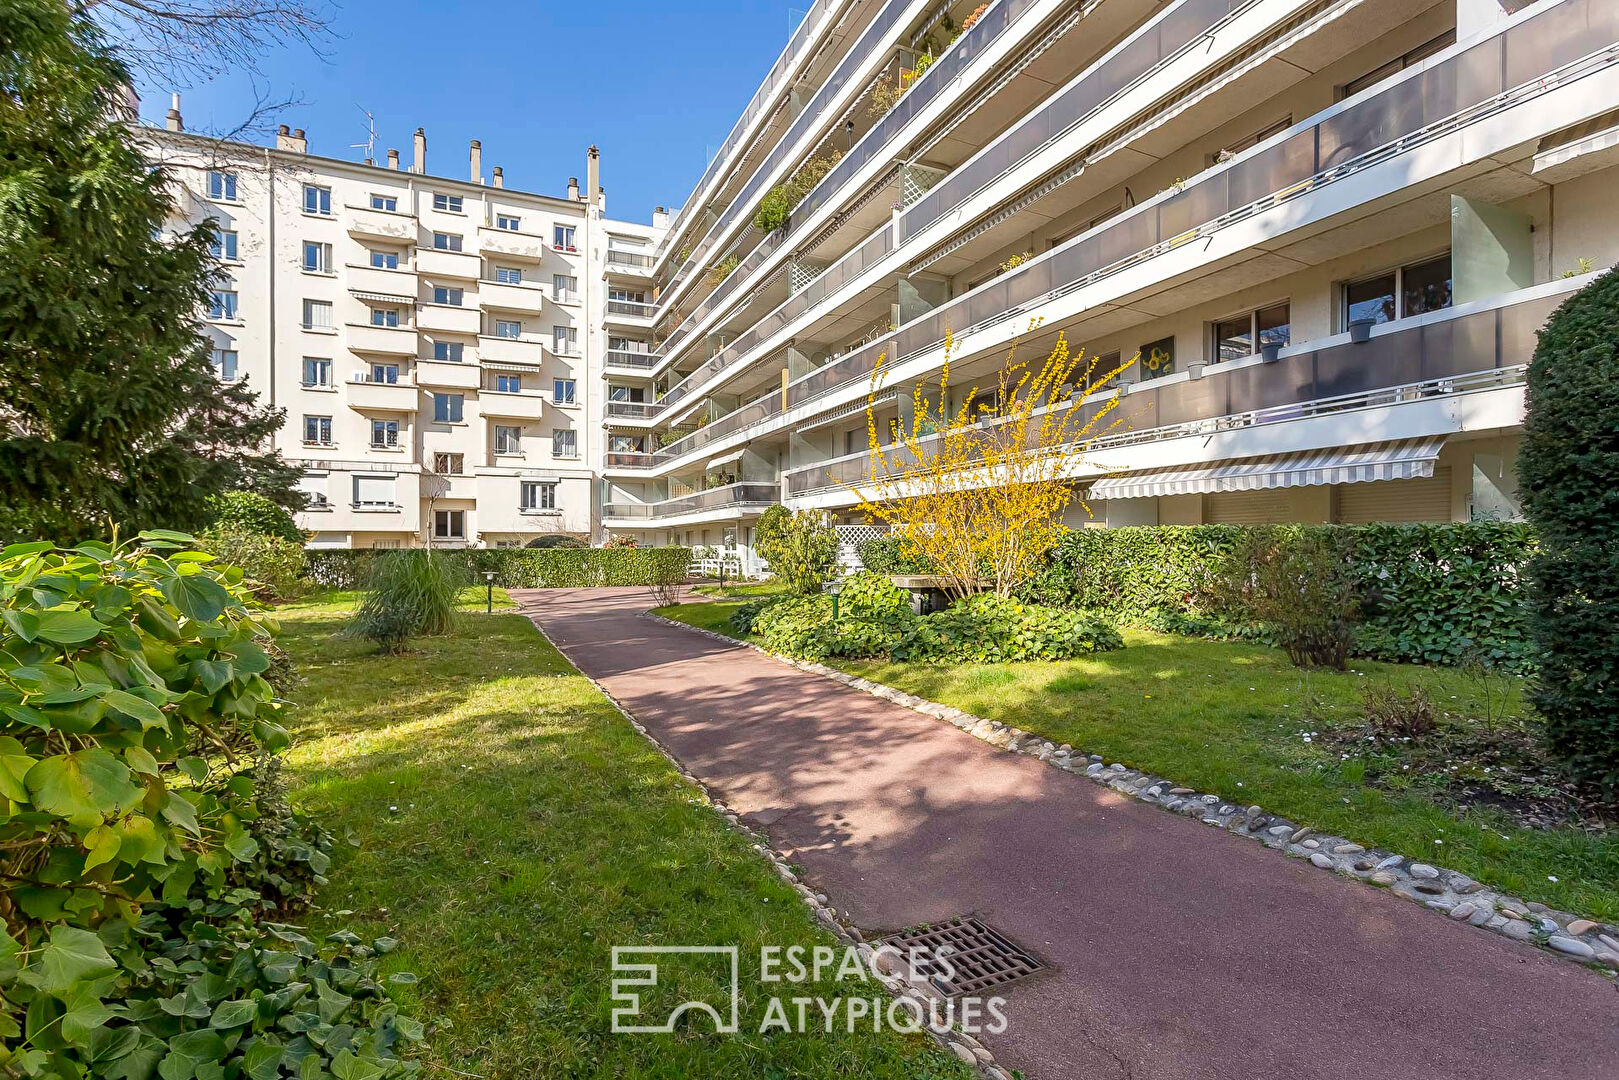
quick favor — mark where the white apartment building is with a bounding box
[143,112,664,548]
[599,0,1619,572]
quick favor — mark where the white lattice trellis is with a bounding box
[835,524,891,572]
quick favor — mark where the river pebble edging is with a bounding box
[647,612,1619,979]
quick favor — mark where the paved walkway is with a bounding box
[514,588,1618,1079]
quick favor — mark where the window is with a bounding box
[370,249,400,269]
[494,319,522,339]
[432,232,463,252]
[369,307,402,328]
[207,171,237,201]
[495,375,521,393]
[302,241,333,272]
[1140,335,1175,379]
[354,475,396,508]
[552,429,577,458]
[432,393,464,423]
[496,214,521,231]
[552,274,577,302]
[369,193,398,212]
[209,229,238,261]
[1343,254,1452,328]
[432,452,463,475]
[1212,303,1291,362]
[302,299,332,330]
[432,286,464,306]
[301,357,331,386]
[608,288,646,303]
[433,509,465,539]
[370,419,400,447]
[432,340,465,362]
[495,266,523,285]
[208,290,238,320]
[302,415,332,445]
[493,425,522,454]
[1340,30,1456,100]
[553,378,576,404]
[432,193,464,213]
[302,185,332,215]
[297,474,329,509]
[553,224,576,250]
[211,348,239,380]
[368,362,399,383]
[552,326,577,354]
[521,481,557,511]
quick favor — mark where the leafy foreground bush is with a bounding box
[737,573,1122,663]
[1520,266,1619,794]
[0,535,423,1079]
[349,551,461,654]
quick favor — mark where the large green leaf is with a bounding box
[25,749,143,825]
[35,610,106,645]
[210,997,260,1029]
[161,574,234,624]
[37,925,117,995]
[102,687,168,729]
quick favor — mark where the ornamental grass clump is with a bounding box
[350,550,462,653]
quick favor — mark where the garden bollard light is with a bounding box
[485,571,495,613]
[824,578,843,621]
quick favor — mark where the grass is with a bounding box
[274,594,973,1080]
[659,598,1619,921]
[693,580,790,599]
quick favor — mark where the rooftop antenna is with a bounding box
[350,106,377,165]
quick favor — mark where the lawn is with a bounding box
[274,595,974,1080]
[658,598,1619,921]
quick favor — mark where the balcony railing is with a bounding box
[606,299,657,318]
[605,401,658,419]
[605,349,659,369]
[603,482,780,520]
[605,451,655,468]
[654,0,1290,404]
[644,0,1618,466]
[783,282,1571,496]
[606,249,656,269]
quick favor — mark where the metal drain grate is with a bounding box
[881,918,1044,997]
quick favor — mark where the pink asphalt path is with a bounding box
[514,588,1618,1079]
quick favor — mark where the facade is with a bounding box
[599,0,1619,573]
[143,115,665,548]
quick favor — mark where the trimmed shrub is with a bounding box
[195,527,308,599]
[304,546,692,591]
[1519,266,1619,792]
[526,534,588,549]
[854,534,934,575]
[349,550,462,653]
[206,490,304,543]
[754,508,837,594]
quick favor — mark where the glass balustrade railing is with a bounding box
[628,0,1615,468]
[782,285,1569,495]
[603,482,782,519]
[651,0,1265,414]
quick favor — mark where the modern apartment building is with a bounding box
[143,112,664,548]
[599,0,1619,572]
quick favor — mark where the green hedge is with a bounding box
[1022,523,1536,669]
[304,546,691,590]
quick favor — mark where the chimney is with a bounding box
[492,166,505,189]
[386,148,399,170]
[652,206,669,229]
[586,145,601,208]
[567,176,579,201]
[470,139,483,184]
[275,124,306,153]
[165,92,184,132]
[412,127,427,174]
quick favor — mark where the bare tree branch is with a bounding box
[84,0,338,91]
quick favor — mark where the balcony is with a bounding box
[604,249,656,280]
[479,389,548,420]
[783,280,1577,500]
[602,482,779,521]
[604,349,659,376]
[478,227,548,261]
[604,400,657,421]
[604,451,656,470]
[603,298,656,329]
[346,263,415,298]
[345,322,416,356]
[476,333,547,367]
[345,208,415,243]
[414,358,481,390]
[418,303,481,336]
[648,1,1619,468]
[479,279,546,313]
[346,372,418,412]
[416,247,481,279]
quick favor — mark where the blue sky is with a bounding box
[133,1,810,224]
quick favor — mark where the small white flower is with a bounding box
[1548,875,1559,882]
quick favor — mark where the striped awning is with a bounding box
[352,291,414,305]
[1089,437,1445,501]
[705,448,746,470]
